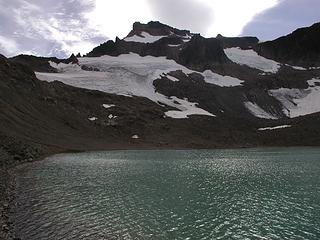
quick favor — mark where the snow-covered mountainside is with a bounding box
[36,53,245,118]
[4,20,320,150]
[224,47,281,73]
[269,79,320,118]
[32,21,320,122]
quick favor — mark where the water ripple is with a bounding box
[12,148,320,240]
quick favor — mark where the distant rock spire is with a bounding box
[68,53,79,64]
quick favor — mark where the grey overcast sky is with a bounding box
[0,0,319,58]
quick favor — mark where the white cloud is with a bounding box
[198,0,280,37]
[84,0,280,40]
[0,36,19,56]
[84,0,153,39]
[0,0,106,57]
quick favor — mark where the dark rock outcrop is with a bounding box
[67,54,79,64]
[10,54,79,72]
[216,34,259,49]
[86,40,125,57]
[127,21,191,38]
[86,21,191,58]
[254,22,320,67]
[177,35,230,70]
[10,55,60,72]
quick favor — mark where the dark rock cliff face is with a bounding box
[177,35,230,71]
[216,34,259,49]
[86,40,124,57]
[254,22,320,67]
[127,21,191,37]
[10,54,79,72]
[86,21,192,58]
[85,22,255,72]
[86,34,230,72]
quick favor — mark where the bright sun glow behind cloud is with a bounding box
[200,0,280,37]
[85,0,152,40]
[85,0,280,39]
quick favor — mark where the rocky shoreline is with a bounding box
[0,134,63,240]
[0,167,16,240]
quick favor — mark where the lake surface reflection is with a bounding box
[13,148,320,239]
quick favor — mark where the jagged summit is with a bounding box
[85,21,230,67]
[127,21,191,38]
[216,34,259,49]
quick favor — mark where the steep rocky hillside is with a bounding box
[3,20,320,153]
[254,22,320,67]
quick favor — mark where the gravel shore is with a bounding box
[0,135,61,240]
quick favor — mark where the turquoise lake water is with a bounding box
[13,148,320,239]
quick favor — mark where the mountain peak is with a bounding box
[127,21,191,38]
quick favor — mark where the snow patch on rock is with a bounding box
[165,97,216,119]
[224,47,281,73]
[202,70,244,87]
[108,114,117,119]
[102,104,116,109]
[165,74,180,82]
[168,44,181,47]
[269,79,320,118]
[244,102,278,119]
[49,61,81,72]
[285,64,307,71]
[124,32,166,43]
[258,125,291,131]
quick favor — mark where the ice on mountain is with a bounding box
[36,53,246,119]
[244,102,278,119]
[224,47,281,73]
[269,79,320,118]
[202,70,243,87]
[123,32,166,43]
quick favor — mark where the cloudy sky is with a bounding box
[0,0,319,58]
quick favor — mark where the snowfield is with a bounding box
[269,79,320,118]
[202,70,243,87]
[224,47,281,73]
[36,53,242,118]
[244,102,278,119]
[123,32,167,43]
[164,97,216,119]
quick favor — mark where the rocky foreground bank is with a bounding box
[0,135,62,240]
